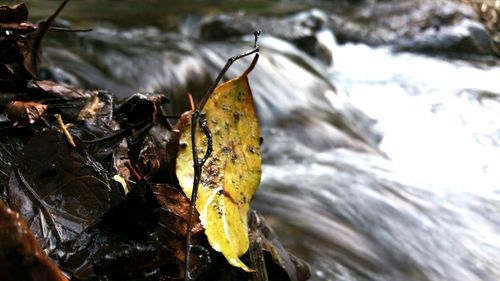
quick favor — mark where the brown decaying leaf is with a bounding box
[151,183,203,273]
[0,201,68,281]
[5,99,48,125]
[138,136,163,181]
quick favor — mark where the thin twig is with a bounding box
[82,119,151,144]
[26,0,70,76]
[50,27,93,33]
[184,111,205,281]
[55,114,76,147]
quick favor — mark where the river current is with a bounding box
[18,1,500,280]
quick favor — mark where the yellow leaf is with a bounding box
[176,73,261,271]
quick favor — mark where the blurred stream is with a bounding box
[16,1,500,280]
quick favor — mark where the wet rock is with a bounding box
[38,66,80,85]
[198,10,334,65]
[396,18,495,55]
[329,0,498,56]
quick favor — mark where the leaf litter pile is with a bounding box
[0,2,311,281]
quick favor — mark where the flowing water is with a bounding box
[15,1,500,280]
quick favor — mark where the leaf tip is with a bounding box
[228,256,255,272]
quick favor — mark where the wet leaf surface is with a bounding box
[70,90,119,163]
[0,135,24,204]
[152,183,203,270]
[27,80,92,100]
[176,72,262,271]
[7,130,123,251]
[0,201,68,281]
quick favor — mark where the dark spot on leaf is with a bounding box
[221,146,231,154]
[231,153,238,163]
[237,91,244,101]
[233,112,241,124]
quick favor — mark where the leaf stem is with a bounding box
[198,31,261,110]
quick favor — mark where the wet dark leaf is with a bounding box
[59,229,171,281]
[151,183,203,274]
[58,189,161,281]
[70,90,119,162]
[93,241,171,279]
[0,135,24,203]
[27,80,92,99]
[137,135,165,181]
[7,130,124,251]
[0,113,14,130]
[114,93,168,167]
[114,92,169,126]
[0,201,68,281]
